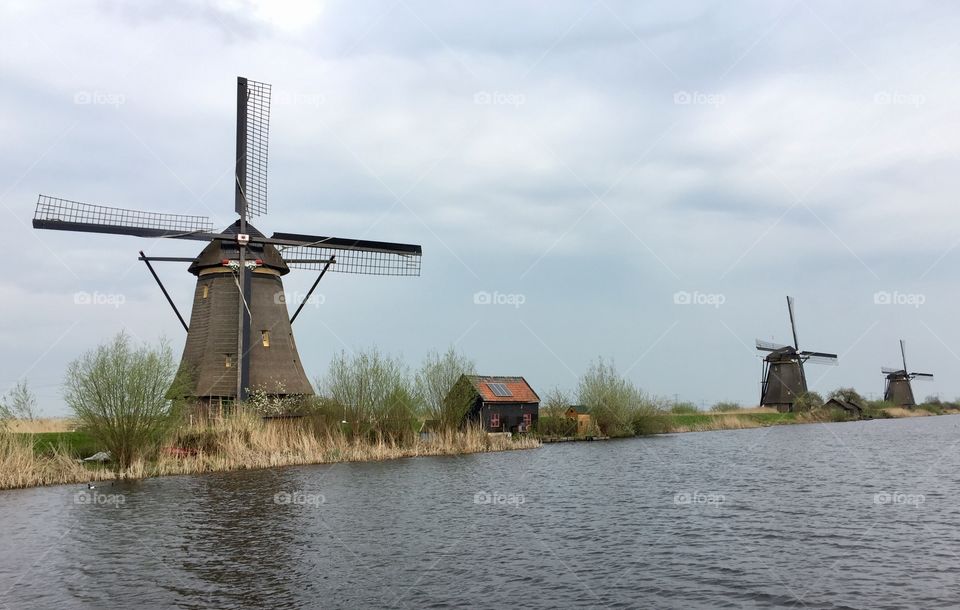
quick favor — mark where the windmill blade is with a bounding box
[911,372,934,380]
[900,339,908,374]
[273,232,422,276]
[33,195,217,242]
[786,296,800,350]
[800,350,838,365]
[756,339,789,352]
[881,366,904,375]
[235,76,271,219]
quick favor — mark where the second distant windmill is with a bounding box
[755,296,838,412]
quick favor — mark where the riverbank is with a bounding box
[0,419,540,491]
[4,407,957,490]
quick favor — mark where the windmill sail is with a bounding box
[756,339,790,352]
[33,195,214,240]
[273,232,422,276]
[235,77,271,219]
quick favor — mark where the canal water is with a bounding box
[1,416,959,608]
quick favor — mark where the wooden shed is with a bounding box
[823,397,864,418]
[564,405,592,435]
[446,375,540,433]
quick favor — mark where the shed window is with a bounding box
[202,285,209,299]
[490,413,500,429]
[261,330,270,347]
[522,413,532,426]
[225,355,232,369]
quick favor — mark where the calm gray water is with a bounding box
[2,416,960,609]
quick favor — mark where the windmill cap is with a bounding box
[188,220,289,275]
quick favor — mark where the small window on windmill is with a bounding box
[225,354,232,369]
[261,330,270,347]
[202,285,209,299]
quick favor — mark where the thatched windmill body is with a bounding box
[755,296,838,411]
[33,77,422,406]
[882,340,933,408]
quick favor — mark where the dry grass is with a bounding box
[0,416,540,490]
[710,407,777,415]
[883,407,931,418]
[669,414,763,433]
[0,434,113,489]
[7,418,77,433]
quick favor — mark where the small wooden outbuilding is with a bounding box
[823,397,864,418]
[446,375,540,433]
[564,405,592,435]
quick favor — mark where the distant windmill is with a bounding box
[755,296,838,412]
[882,340,933,408]
[33,76,422,408]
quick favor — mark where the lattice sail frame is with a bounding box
[34,195,213,233]
[239,78,271,218]
[280,244,422,276]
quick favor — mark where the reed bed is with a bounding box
[882,407,931,418]
[668,414,764,433]
[7,418,77,433]
[0,417,540,490]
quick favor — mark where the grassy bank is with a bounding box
[0,417,539,491]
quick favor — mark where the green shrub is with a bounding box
[63,333,182,471]
[669,402,699,414]
[710,401,741,412]
[792,391,824,412]
[828,387,864,405]
[534,416,577,437]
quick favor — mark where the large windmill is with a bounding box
[882,340,933,408]
[33,76,422,407]
[755,296,838,411]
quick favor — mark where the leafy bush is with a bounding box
[534,416,577,437]
[669,402,699,414]
[1,380,37,421]
[414,347,475,421]
[792,391,824,412]
[541,387,572,419]
[63,333,182,471]
[828,387,864,405]
[710,401,741,412]
[321,348,416,441]
[577,358,665,437]
[917,403,943,415]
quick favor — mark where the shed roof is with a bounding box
[566,405,590,414]
[464,375,540,404]
[824,397,863,414]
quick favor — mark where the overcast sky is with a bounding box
[2,0,959,414]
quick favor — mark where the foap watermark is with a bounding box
[474,291,526,308]
[274,90,325,107]
[74,291,126,308]
[674,491,725,507]
[73,90,126,108]
[873,91,925,108]
[874,491,925,507]
[873,290,925,308]
[473,490,525,507]
[673,290,725,308]
[274,290,325,308]
[673,90,725,108]
[274,491,326,507]
[74,490,126,507]
[473,91,526,107]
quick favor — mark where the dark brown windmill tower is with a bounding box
[32,76,422,407]
[882,340,933,408]
[755,296,838,412]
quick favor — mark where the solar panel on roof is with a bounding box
[487,382,512,397]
